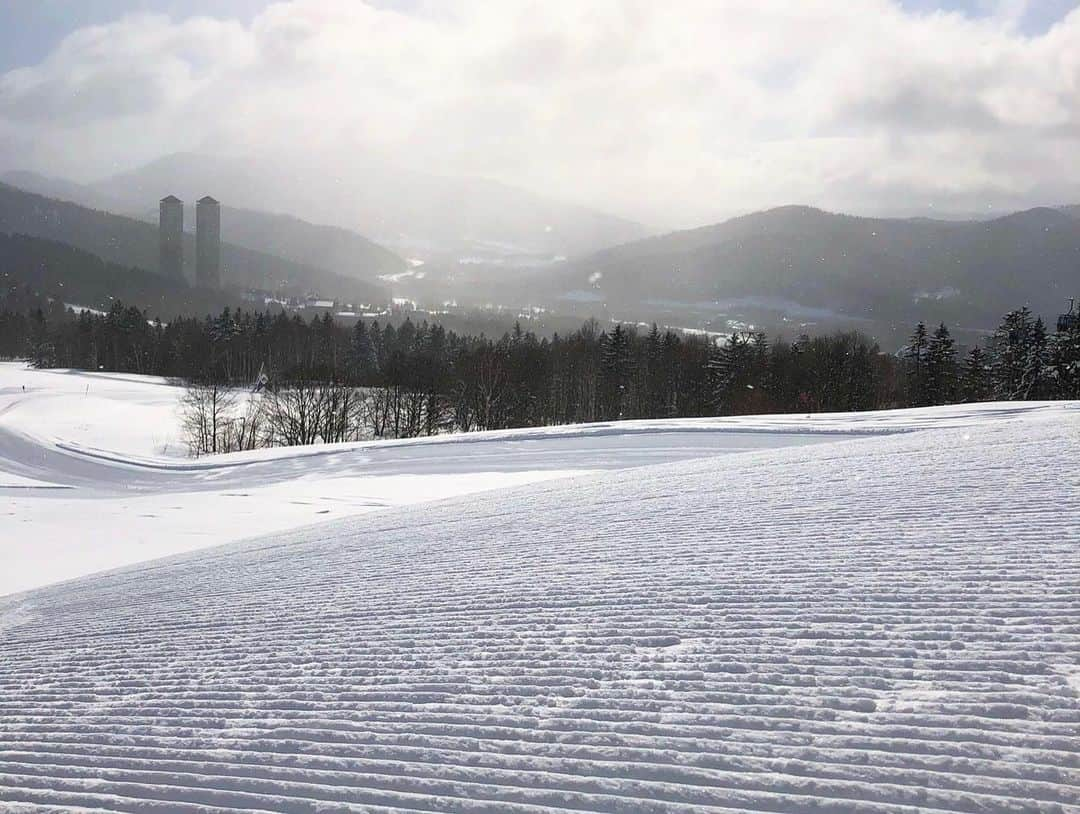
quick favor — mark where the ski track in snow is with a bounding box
[1,406,1078,812]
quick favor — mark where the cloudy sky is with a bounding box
[0,0,1078,227]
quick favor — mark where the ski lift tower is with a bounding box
[1058,298,1078,333]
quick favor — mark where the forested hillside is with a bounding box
[0,183,387,304]
[552,205,1080,334]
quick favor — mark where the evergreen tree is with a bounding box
[28,308,54,368]
[925,323,957,405]
[1019,317,1049,399]
[349,320,379,383]
[748,332,770,410]
[960,346,992,402]
[708,332,752,414]
[209,307,239,344]
[991,307,1036,399]
[658,329,681,416]
[599,324,632,419]
[1047,318,1080,399]
[642,323,664,417]
[903,321,930,406]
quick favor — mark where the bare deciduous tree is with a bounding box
[180,382,238,457]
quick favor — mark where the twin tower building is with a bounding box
[159,195,221,289]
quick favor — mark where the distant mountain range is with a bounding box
[0,182,387,306]
[87,153,650,264]
[4,159,1079,346]
[533,204,1080,342]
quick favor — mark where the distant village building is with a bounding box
[196,196,222,289]
[158,195,184,280]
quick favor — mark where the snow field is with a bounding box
[0,406,1077,812]
[0,364,188,458]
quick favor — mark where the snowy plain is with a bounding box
[0,362,1077,813]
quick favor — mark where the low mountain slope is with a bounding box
[0,405,1076,812]
[217,205,407,280]
[555,205,1080,334]
[0,233,241,318]
[0,171,102,208]
[2,170,409,282]
[0,183,387,304]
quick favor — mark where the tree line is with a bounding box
[4,295,1078,455]
[710,307,1080,414]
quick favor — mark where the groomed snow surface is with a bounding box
[1,362,1078,812]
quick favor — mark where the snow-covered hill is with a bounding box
[0,389,1076,811]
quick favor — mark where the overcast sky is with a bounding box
[0,0,1078,227]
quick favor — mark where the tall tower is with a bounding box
[196,196,221,289]
[158,195,184,280]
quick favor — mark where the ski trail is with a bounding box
[0,408,1076,812]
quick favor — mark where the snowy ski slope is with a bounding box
[4,362,1026,596]
[0,363,850,595]
[1,398,1077,812]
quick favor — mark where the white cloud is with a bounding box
[1,0,1079,226]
